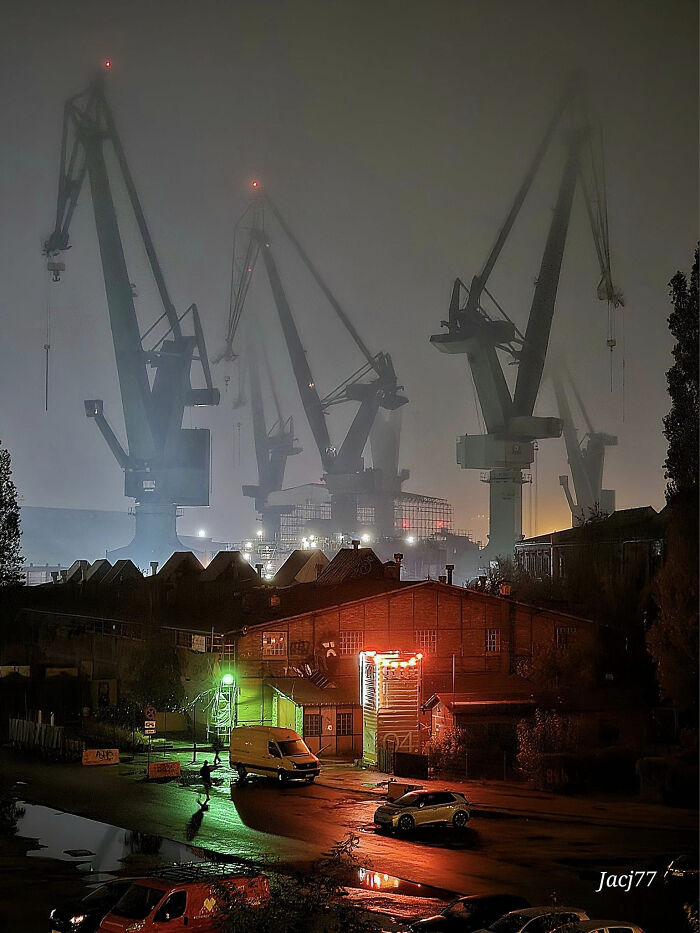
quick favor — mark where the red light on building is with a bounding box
[359,650,423,764]
[104,60,112,69]
[251,180,260,189]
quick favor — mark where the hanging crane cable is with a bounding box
[43,288,51,411]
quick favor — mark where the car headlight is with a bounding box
[70,916,87,926]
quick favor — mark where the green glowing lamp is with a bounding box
[221,673,235,686]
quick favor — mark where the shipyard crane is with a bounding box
[552,363,617,525]
[219,188,408,539]
[431,79,623,560]
[43,70,220,566]
[239,329,302,538]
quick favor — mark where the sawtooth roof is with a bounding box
[315,547,385,584]
[273,549,328,586]
[199,551,259,584]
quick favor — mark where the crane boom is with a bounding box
[513,129,584,417]
[255,229,334,469]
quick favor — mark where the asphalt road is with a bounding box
[0,751,696,933]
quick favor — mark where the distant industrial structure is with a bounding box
[431,80,623,561]
[43,72,219,567]
[552,362,617,525]
[217,186,481,577]
[33,71,625,582]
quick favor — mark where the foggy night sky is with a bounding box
[0,0,697,546]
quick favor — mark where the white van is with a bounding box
[229,726,320,784]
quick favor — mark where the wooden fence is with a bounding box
[9,718,84,761]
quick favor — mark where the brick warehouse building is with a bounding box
[0,549,597,764]
[226,579,597,759]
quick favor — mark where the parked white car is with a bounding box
[555,922,646,933]
[374,790,470,833]
[474,906,589,933]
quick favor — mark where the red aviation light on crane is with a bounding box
[104,60,112,69]
[251,180,260,190]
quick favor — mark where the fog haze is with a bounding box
[1,0,696,545]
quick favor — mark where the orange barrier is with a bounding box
[82,748,119,766]
[148,760,181,780]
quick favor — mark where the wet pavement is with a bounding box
[0,749,696,933]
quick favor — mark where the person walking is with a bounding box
[199,759,218,803]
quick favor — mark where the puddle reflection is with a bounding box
[15,802,205,873]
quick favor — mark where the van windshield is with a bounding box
[111,884,164,919]
[278,739,308,756]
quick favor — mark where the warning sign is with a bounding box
[144,705,157,721]
[147,760,181,780]
[82,748,119,766]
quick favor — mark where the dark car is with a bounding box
[409,895,531,932]
[664,852,699,896]
[49,879,133,932]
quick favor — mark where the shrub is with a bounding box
[81,718,147,752]
[425,726,467,774]
[516,710,578,789]
[214,835,381,933]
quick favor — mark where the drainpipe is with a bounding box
[445,564,454,585]
[352,539,360,550]
[150,561,158,576]
[255,563,264,578]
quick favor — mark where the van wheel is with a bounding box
[277,770,288,785]
[236,764,247,783]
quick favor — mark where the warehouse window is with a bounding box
[485,628,500,653]
[304,713,322,736]
[339,630,363,655]
[289,639,310,657]
[262,631,287,657]
[556,626,573,649]
[336,711,353,736]
[415,629,437,654]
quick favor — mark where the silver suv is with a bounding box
[374,790,470,833]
